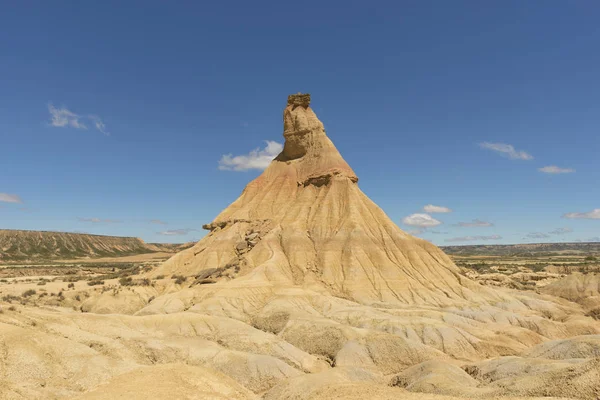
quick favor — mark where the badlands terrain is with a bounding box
[1,94,599,399]
[0,229,189,262]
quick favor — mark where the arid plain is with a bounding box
[1,95,599,399]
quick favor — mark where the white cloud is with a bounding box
[77,217,122,223]
[49,104,87,129]
[563,209,600,220]
[423,204,452,213]
[538,166,575,174]
[445,235,502,243]
[218,141,283,171]
[158,228,198,236]
[150,219,168,225]
[48,104,109,135]
[89,115,109,135]
[402,213,442,227]
[0,193,23,203]
[525,232,550,239]
[479,142,533,160]
[454,219,494,227]
[549,227,572,235]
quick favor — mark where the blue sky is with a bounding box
[1,1,599,245]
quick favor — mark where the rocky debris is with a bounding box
[235,228,266,256]
[202,219,271,232]
[299,171,359,187]
[189,226,269,285]
[235,241,248,253]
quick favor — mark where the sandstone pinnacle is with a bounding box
[152,94,494,307]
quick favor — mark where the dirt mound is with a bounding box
[542,273,600,310]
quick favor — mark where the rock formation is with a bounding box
[153,93,500,307]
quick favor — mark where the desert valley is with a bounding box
[1,94,599,399]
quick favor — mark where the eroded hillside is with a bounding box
[0,229,188,262]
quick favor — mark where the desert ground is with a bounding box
[1,95,599,399]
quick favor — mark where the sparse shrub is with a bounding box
[468,262,492,273]
[530,264,546,273]
[37,281,47,286]
[586,308,600,320]
[22,289,36,298]
[2,295,20,303]
[75,295,81,301]
[88,280,104,286]
[8,305,16,311]
[155,275,165,279]
[462,365,481,378]
[389,375,409,388]
[284,326,345,363]
[91,266,138,282]
[148,296,155,303]
[585,256,597,262]
[118,276,151,286]
[119,276,133,286]
[251,311,290,335]
[176,277,186,285]
[68,283,75,289]
[137,278,151,286]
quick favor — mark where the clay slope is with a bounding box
[153,93,500,307]
[542,273,600,312]
[0,229,184,262]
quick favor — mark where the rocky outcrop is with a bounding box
[152,94,498,307]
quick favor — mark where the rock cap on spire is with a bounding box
[287,93,310,110]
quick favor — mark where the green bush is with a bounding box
[119,276,151,286]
